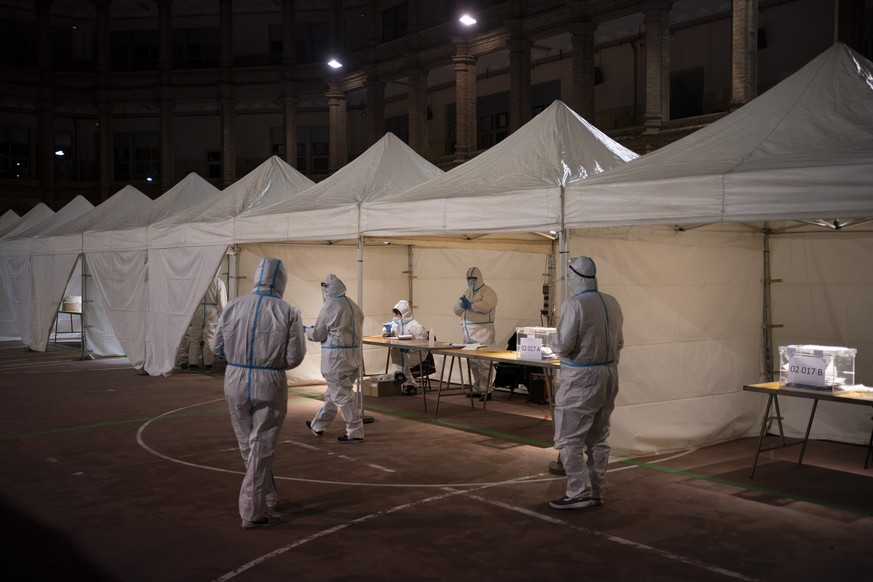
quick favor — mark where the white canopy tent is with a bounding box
[0,209,22,339]
[556,43,873,451]
[0,196,94,349]
[0,203,54,240]
[24,186,151,354]
[141,157,315,375]
[83,173,221,369]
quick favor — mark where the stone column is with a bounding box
[158,0,174,191]
[643,0,672,134]
[327,85,348,172]
[730,0,758,110]
[834,0,865,52]
[570,21,596,121]
[407,68,428,155]
[453,46,477,162]
[95,0,113,199]
[283,92,298,166]
[366,75,385,145]
[220,96,235,188]
[508,36,531,132]
[37,1,54,197]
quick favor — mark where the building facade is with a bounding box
[0,0,869,214]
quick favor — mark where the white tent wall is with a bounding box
[567,226,766,455]
[0,281,16,340]
[770,230,873,445]
[144,245,229,376]
[238,242,410,384]
[236,243,549,388]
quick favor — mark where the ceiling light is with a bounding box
[327,59,343,69]
[459,14,477,26]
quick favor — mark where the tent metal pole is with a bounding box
[762,226,779,382]
[79,253,92,360]
[357,207,373,424]
[550,187,568,476]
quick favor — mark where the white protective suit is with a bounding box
[188,275,228,368]
[211,258,306,525]
[385,299,427,390]
[552,256,624,502]
[452,267,498,393]
[306,274,366,440]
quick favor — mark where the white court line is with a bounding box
[212,475,543,582]
[279,439,397,473]
[462,491,757,582]
[139,399,735,581]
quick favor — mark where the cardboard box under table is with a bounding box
[363,374,402,397]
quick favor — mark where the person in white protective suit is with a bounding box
[383,299,428,395]
[211,257,306,529]
[305,274,366,442]
[187,274,228,371]
[549,256,624,510]
[452,266,498,401]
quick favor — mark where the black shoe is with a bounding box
[188,364,199,371]
[479,393,492,402]
[401,385,417,396]
[179,363,189,371]
[305,421,323,437]
[394,372,406,383]
[204,364,212,372]
[466,392,480,398]
[337,434,364,443]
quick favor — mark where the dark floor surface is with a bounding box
[2,339,872,582]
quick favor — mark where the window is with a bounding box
[294,22,328,65]
[531,80,561,116]
[382,3,408,43]
[54,131,73,180]
[385,115,409,143]
[114,132,160,181]
[296,126,329,175]
[477,91,509,150]
[671,68,704,120]
[0,127,36,180]
[112,29,159,72]
[206,151,221,179]
[0,18,36,68]
[172,28,220,69]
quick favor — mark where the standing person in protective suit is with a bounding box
[549,256,624,510]
[453,266,498,401]
[187,273,228,371]
[305,274,366,442]
[383,299,428,395]
[211,257,306,529]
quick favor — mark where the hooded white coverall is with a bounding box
[188,275,228,367]
[211,258,306,523]
[386,299,427,388]
[307,274,365,439]
[552,256,624,501]
[452,266,498,393]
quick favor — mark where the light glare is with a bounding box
[327,59,343,69]
[459,14,477,26]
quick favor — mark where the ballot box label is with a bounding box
[518,335,543,361]
[787,354,826,388]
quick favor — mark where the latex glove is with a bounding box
[460,296,472,310]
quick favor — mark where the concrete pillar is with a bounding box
[327,85,348,172]
[407,68,428,155]
[643,0,672,133]
[508,35,531,132]
[219,0,233,72]
[570,22,597,121]
[366,75,385,145]
[220,96,235,188]
[453,46,477,162]
[730,0,758,109]
[98,101,113,200]
[37,1,54,198]
[283,93,298,167]
[158,0,172,74]
[38,106,54,197]
[160,97,174,191]
[281,0,296,68]
[95,0,110,77]
[834,0,865,52]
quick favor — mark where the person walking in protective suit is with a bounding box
[384,299,428,395]
[187,274,227,371]
[453,266,498,400]
[211,257,306,528]
[550,256,624,510]
[305,274,365,442]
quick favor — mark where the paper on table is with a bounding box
[461,343,481,350]
[397,334,414,340]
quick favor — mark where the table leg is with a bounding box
[435,355,449,415]
[750,394,776,479]
[797,399,818,467]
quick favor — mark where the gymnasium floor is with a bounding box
[1,339,872,582]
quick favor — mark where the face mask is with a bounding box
[392,317,401,324]
[467,278,476,289]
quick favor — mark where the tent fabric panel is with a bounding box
[87,250,148,368]
[235,206,360,243]
[771,230,873,443]
[27,253,79,352]
[144,245,228,376]
[567,226,764,454]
